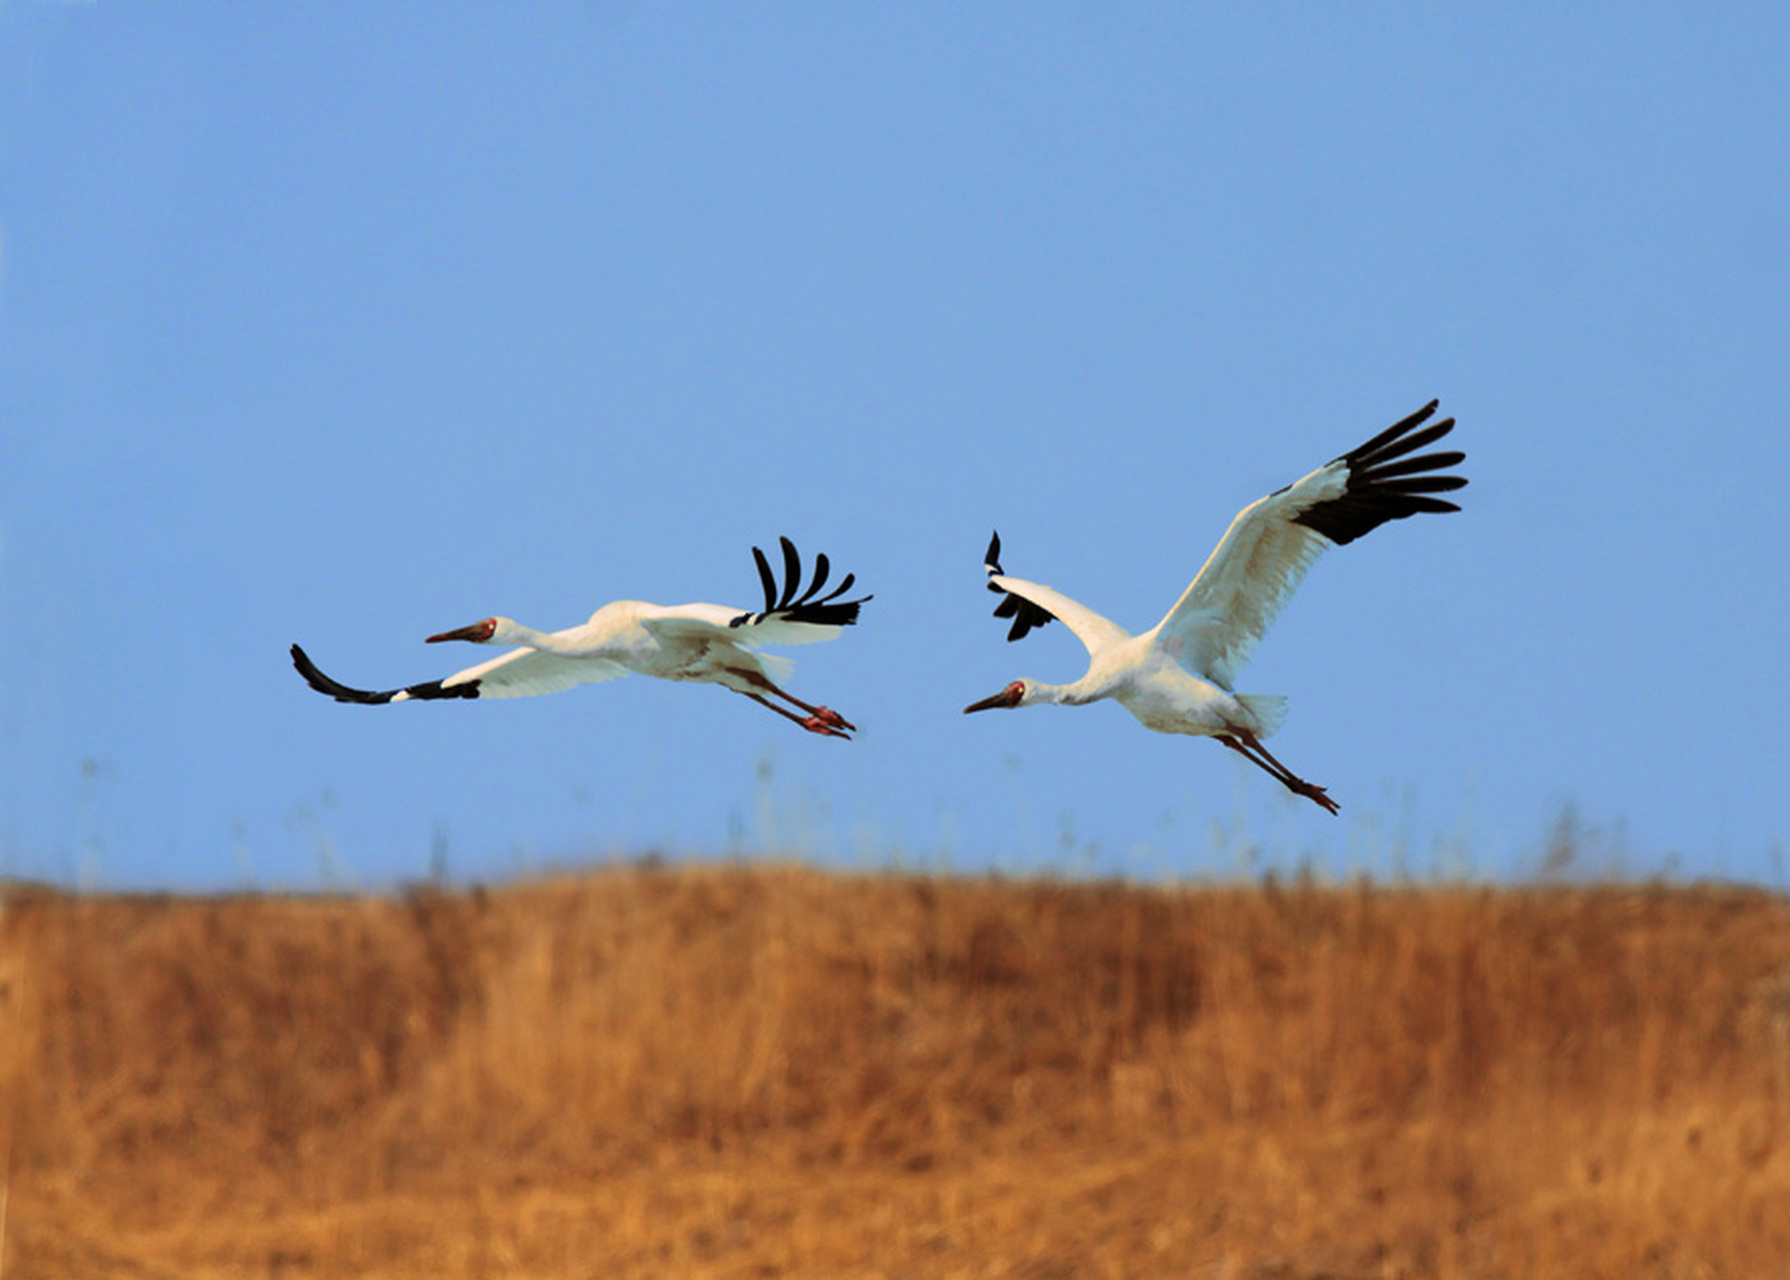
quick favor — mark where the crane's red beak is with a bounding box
[426,619,497,644]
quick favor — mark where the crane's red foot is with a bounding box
[800,713,852,739]
[808,706,855,732]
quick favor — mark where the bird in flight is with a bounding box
[291,537,871,738]
[964,400,1466,812]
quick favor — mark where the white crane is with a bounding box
[291,537,871,738]
[963,400,1467,812]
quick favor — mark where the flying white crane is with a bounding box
[963,400,1467,812]
[291,537,871,738]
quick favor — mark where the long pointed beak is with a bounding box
[426,622,487,644]
[964,689,1014,714]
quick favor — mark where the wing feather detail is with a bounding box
[290,643,625,704]
[729,537,871,630]
[439,647,627,699]
[1288,400,1467,546]
[1150,401,1466,688]
[981,532,1130,655]
[983,530,1059,642]
[290,644,480,703]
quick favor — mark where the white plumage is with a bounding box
[964,400,1467,812]
[292,538,870,738]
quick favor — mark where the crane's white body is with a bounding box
[292,538,870,737]
[976,572,1289,739]
[396,602,839,702]
[967,401,1467,812]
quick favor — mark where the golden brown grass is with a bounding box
[4,863,1789,1277]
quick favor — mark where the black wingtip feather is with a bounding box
[752,545,778,615]
[291,643,386,703]
[802,552,831,602]
[732,539,872,629]
[1292,401,1468,547]
[1337,399,1440,465]
[1352,418,1455,467]
[1368,449,1465,480]
[979,531,1057,642]
[289,643,479,704]
[1403,496,1463,515]
[777,537,802,609]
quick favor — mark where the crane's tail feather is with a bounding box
[1234,693,1288,737]
[757,652,796,685]
[290,644,479,704]
[736,537,872,629]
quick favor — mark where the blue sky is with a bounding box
[3,6,1787,890]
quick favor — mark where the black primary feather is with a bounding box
[1290,400,1468,547]
[752,544,779,615]
[290,644,479,704]
[982,529,1058,643]
[730,538,871,628]
[802,552,831,601]
[777,536,803,609]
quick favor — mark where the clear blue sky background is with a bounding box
[3,6,1787,891]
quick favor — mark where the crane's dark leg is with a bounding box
[726,667,856,734]
[1214,734,1299,790]
[1216,729,1339,815]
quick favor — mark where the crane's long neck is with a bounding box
[1025,676,1107,708]
[489,618,567,650]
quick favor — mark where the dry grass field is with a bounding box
[3,862,1789,1277]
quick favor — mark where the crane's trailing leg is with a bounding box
[1216,729,1339,815]
[727,667,856,738]
[740,692,851,739]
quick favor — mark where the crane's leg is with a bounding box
[1214,734,1295,789]
[1216,730,1339,815]
[737,691,851,738]
[726,667,856,734]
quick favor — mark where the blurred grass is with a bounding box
[3,862,1789,1277]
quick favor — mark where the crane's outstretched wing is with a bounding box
[290,643,625,703]
[646,607,838,652]
[1148,400,1466,689]
[981,531,1132,656]
[722,536,872,640]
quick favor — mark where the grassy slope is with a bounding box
[4,864,1789,1278]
